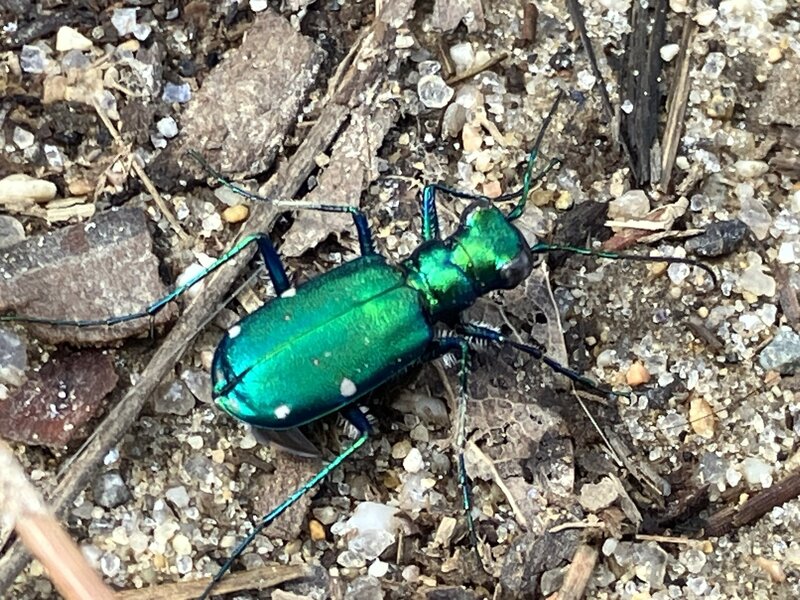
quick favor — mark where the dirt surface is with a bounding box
[1,1,800,599]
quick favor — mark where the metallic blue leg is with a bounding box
[188,151,375,256]
[0,233,289,327]
[198,407,370,600]
[507,90,564,221]
[433,336,477,545]
[458,323,629,397]
[419,91,563,233]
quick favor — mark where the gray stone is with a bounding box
[759,328,800,374]
[93,471,131,508]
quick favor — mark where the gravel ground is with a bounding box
[1,1,799,599]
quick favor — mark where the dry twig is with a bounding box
[0,440,115,600]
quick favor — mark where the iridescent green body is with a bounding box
[211,201,532,428]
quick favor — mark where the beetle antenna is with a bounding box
[506,89,564,222]
[530,242,718,287]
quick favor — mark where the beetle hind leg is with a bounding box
[198,406,370,600]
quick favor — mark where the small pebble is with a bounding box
[679,547,708,574]
[403,447,424,473]
[0,216,25,249]
[13,127,35,150]
[554,191,573,210]
[449,42,474,71]
[670,0,688,12]
[402,565,420,583]
[608,190,649,220]
[0,174,57,203]
[222,204,249,223]
[759,328,800,374]
[391,439,412,459]
[626,362,651,386]
[111,8,138,36]
[55,26,93,52]
[767,47,783,64]
[156,116,178,138]
[689,397,716,437]
[337,550,366,569]
[313,506,338,525]
[186,435,204,450]
[417,74,454,109]
[579,478,619,512]
[162,82,191,103]
[694,8,717,26]
[741,457,772,487]
[660,43,679,62]
[93,471,131,508]
[165,486,191,509]
[482,180,502,198]
[756,557,786,583]
[395,34,415,49]
[309,519,326,541]
[462,123,482,152]
[171,534,192,556]
[20,45,46,73]
[734,160,769,179]
[368,559,389,578]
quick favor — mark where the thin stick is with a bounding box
[0,440,115,600]
[116,564,313,600]
[446,52,509,86]
[659,15,698,192]
[92,99,189,241]
[548,543,598,600]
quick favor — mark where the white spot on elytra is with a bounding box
[274,404,291,419]
[228,325,241,339]
[340,377,357,397]
[280,287,297,298]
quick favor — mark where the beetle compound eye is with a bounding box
[498,249,533,289]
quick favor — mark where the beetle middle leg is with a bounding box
[0,232,288,327]
[188,150,376,256]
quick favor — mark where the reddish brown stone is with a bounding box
[0,350,118,447]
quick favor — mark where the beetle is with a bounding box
[1,91,715,599]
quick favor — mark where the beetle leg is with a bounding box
[199,416,370,600]
[432,336,477,546]
[417,92,564,235]
[187,150,375,256]
[0,233,287,328]
[457,323,630,397]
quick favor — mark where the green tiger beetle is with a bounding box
[1,91,715,599]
